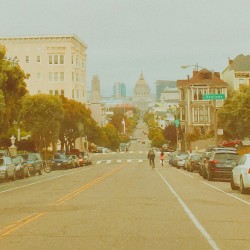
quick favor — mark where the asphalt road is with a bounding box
[0,129,250,249]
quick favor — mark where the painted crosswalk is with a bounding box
[93,159,149,164]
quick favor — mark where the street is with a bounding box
[0,139,250,250]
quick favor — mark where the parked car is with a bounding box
[93,146,104,153]
[231,154,250,194]
[199,152,212,176]
[185,153,203,172]
[51,154,73,170]
[65,155,77,168]
[202,150,240,181]
[119,143,128,152]
[68,154,80,168]
[0,149,10,157]
[12,155,30,179]
[176,154,189,169]
[172,151,189,168]
[221,140,242,148]
[19,153,44,176]
[80,151,92,166]
[0,156,16,181]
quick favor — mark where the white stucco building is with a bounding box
[221,55,250,91]
[0,34,87,103]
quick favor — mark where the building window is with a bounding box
[37,73,41,80]
[49,55,52,64]
[37,56,40,63]
[72,89,74,98]
[194,109,198,122]
[49,90,53,95]
[55,90,59,95]
[54,55,58,64]
[60,72,64,81]
[26,56,29,63]
[194,90,197,100]
[180,89,185,100]
[72,72,74,81]
[54,72,58,82]
[61,89,64,96]
[38,90,41,94]
[71,55,74,64]
[181,108,185,121]
[60,55,64,64]
[49,72,52,81]
[77,90,79,98]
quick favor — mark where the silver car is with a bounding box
[0,156,16,181]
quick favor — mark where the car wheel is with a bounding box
[230,175,238,190]
[202,167,207,179]
[38,168,43,175]
[26,169,30,178]
[207,170,213,181]
[4,171,8,182]
[240,177,247,194]
[21,169,25,179]
[11,171,16,181]
[198,168,202,176]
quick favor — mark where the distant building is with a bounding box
[160,87,179,105]
[113,82,126,98]
[221,54,250,91]
[0,34,87,103]
[133,72,153,112]
[91,75,100,103]
[155,80,176,100]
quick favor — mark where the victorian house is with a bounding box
[177,69,227,147]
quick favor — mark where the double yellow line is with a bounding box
[0,164,127,239]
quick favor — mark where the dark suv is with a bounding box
[202,150,239,181]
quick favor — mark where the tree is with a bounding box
[59,97,94,152]
[0,46,29,139]
[102,124,120,151]
[218,85,250,139]
[21,94,64,153]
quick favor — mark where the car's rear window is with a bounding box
[214,153,239,161]
[191,155,202,160]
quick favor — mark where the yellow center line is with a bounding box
[0,164,127,239]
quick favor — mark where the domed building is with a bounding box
[133,72,153,112]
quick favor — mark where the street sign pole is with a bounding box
[203,94,225,146]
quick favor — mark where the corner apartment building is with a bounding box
[0,34,87,103]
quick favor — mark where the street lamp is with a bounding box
[181,63,205,71]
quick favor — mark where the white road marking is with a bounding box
[157,169,220,250]
[107,160,111,164]
[96,161,101,164]
[200,180,250,206]
[138,160,143,163]
[117,160,122,163]
[175,168,194,178]
[127,160,132,163]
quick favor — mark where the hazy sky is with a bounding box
[1,0,250,96]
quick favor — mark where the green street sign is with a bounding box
[174,119,179,127]
[203,94,225,100]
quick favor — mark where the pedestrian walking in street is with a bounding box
[160,151,164,166]
[148,148,155,168]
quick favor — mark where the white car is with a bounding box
[231,154,250,194]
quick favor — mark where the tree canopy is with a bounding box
[218,85,250,139]
[21,94,64,152]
